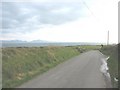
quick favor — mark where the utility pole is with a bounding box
[107,30,109,45]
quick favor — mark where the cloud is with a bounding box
[1,17,107,43]
[1,0,118,43]
[51,7,72,13]
[2,2,86,34]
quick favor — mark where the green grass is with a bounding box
[2,45,101,88]
[100,45,118,88]
[2,46,80,88]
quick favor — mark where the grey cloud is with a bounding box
[2,2,85,33]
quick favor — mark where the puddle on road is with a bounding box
[100,57,109,75]
[100,56,112,88]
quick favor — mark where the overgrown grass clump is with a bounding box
[100,45,118,88]
[2,46,80,88]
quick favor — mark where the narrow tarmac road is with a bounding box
[18,50,111,88]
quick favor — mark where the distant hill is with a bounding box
[1,40,104,45]
[1,40,105,48]
[1,40,48,43]
[1,40,27,43]
[30,40,49,43]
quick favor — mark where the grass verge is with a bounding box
[100,45,118,88]
[2,46,80,88]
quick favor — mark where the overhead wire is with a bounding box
[81,0,109,44]
[81,0,108,30]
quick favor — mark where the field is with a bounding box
[100,44,118,88]
[2,45,100,88]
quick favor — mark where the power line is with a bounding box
[81,0,107,29]
[81,0,95,17]
[81,0,109,44]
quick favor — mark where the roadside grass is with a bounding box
[100,45,118,88]
[2,46,80,88]
[74,45,101,53]
[2,45,101,88]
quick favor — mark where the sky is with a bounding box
[1,0,119,44]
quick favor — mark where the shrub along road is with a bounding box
[18,50,112,88]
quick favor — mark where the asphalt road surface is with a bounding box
[18,50,111,88]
